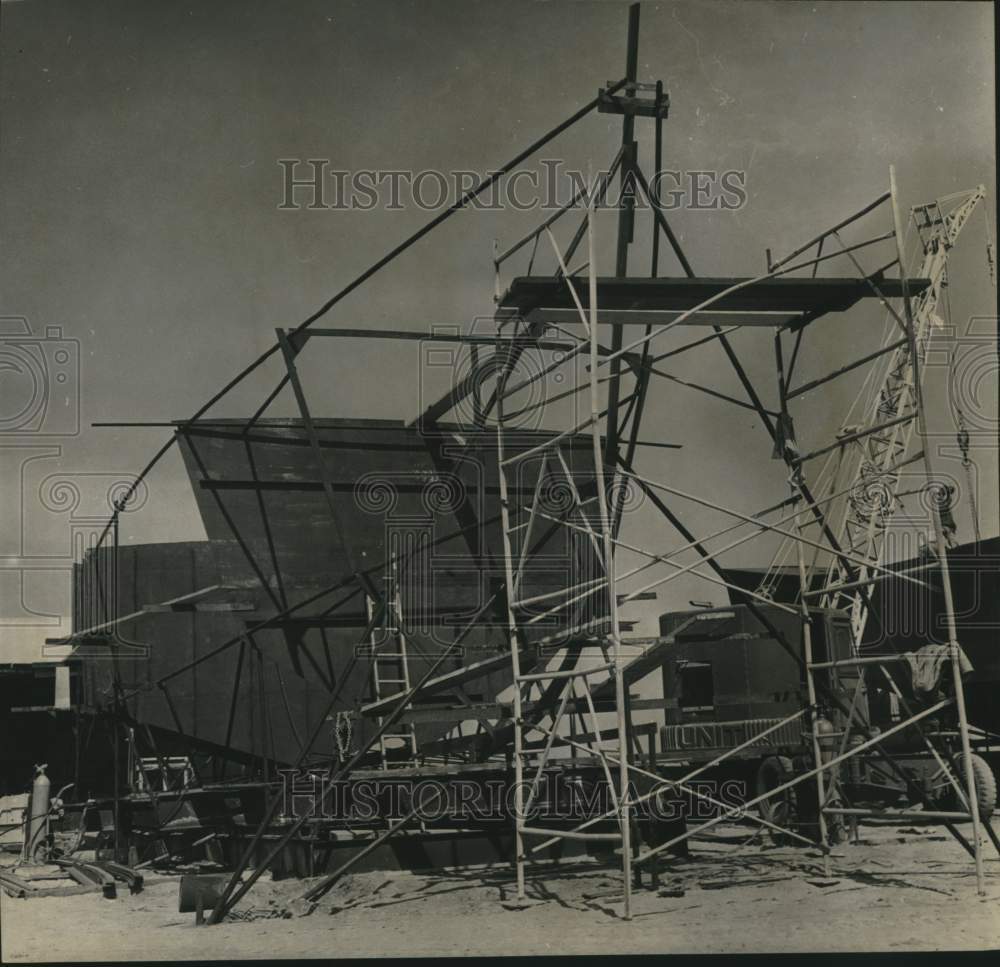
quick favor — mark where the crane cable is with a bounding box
[955,407,980,544]
[945,259,982,546]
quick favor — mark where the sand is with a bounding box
[2,821,999,959]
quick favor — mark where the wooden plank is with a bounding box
[24,883,103,898]
[296,329,578,354]
[46,585,221,643]
[360,650,526,717]
[393,704,508,724]
[498,307,804,328]
[521,826,620,842]
[498,276,931,318]
[141,601,255,613]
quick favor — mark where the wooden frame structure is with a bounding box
[64,2,995,925]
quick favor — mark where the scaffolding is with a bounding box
[63,1,996,925]
[483,166,994,912]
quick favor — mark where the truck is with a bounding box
[652,603,996,841]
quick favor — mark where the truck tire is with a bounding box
[942,753,997,820]
[968,754,996,821]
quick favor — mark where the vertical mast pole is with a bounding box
[604,3,641,473]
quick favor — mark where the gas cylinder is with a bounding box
[814,716,836,765]
[25,763,51,863]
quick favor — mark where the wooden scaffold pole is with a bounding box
[888,164,986,896]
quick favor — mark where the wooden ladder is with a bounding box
[366,568,420,770]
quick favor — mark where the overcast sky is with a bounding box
[1,0,996,654]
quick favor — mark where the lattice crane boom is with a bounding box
[818,186,986,645]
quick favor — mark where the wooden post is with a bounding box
[651,79,664,275]
[777,327,833,874]
[495,330,527,901]
[587,202,633,919]
[111,514,122,864]
[889,164,985,895]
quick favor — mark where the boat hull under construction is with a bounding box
[71,418,607,776]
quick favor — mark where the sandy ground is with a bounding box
[2,821,999,959]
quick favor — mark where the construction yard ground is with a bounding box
[2,820,999,959]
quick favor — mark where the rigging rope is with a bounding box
[983,203,996,287]
[955,405,981,544]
